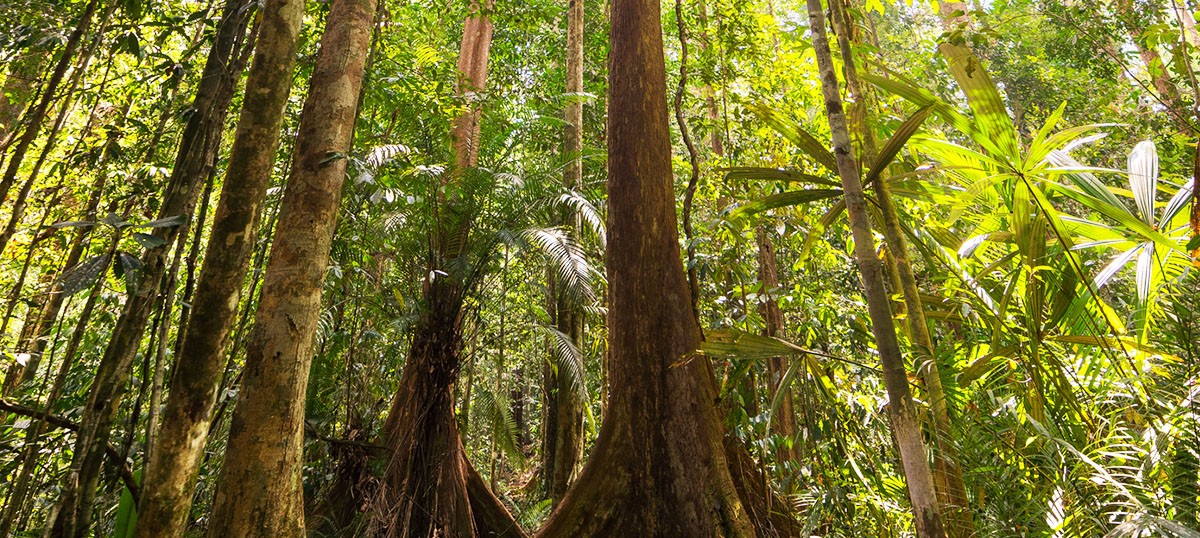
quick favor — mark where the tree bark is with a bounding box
[48,2,256,534]
[755,226,799,465]
[536,0,777,534]
[831,0,974,533]
[805,0,946,535]
[203,0,375,533]
[544,0,586,504]
[135,0,307,533]
[373,2,526,536]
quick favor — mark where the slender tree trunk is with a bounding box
[135,0,308,532]
[544,0,586,505]
[0,222,123,537]
[755,226,799,464]
[48,2,256,534]
[0,27,100,259]
[674,0,702,313]
[537,0,780,535]
[831,0,974,533]
[203,0,375,533]
[0,50,45,148]
[805,0,945,535]
[0,0,100,207]
[6,161,108,391]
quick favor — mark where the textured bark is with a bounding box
[48,2,255,534]
[374,293,526,538]
[544,0,586,504]
[805,0,946,535]
[450,0,494,171]
[135,0,305,533]
[373,2,525,535]
[831,0,974,533]
[756,226,799,464]
[535,0,766,534]
[0,0,99,207]
[203,0,374,534]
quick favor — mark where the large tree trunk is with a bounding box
[372,2,526,536]
[536,0,784,535]
[543,0,586,504]
[48,2,256,535]
[203,0,375,533]
[804,0,945,535]
[135,0,306,533]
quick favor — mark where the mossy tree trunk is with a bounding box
[203,0,376,534]
[805,0,946,535]
[135,0,306,533]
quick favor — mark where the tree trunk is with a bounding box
[203,0,375,533]
[0,223,124,538]
[544,0,586,504]
[830,0,974,533]
[135,0,307,532]
[755,226,799,464]
[48,1,256,534]
[804,0,946,535]
[536,0,772,535]
[0,51,45,149]
[373,3,526,536]
[0,0,100,207]
[0,24,99,259]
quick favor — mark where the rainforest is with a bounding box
[0,0,1197,536]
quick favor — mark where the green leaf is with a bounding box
[133,233,167,249]
[862,71,1005,158]
[863,104,935,186]
[1043,150,1130,213]
[938,43,1021,163]
[747,103,838,172]
[720,167,840,187]
[102,212,131,229]
[727,189,843,222]
[138,214,187,229]
[58,255,110,296]
[1046,183,1184,253]
[701,328,812,360]
[118,252,143,292]
[50,220,99,229]
[1127,140,1159,227]
[113,470,141,538]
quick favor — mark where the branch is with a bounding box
[0,398,140,502]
